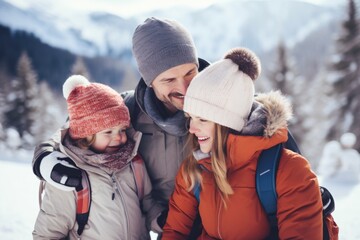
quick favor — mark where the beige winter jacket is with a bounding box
[32,61,209,212]
[33,128,162,240]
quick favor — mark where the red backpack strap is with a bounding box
[76,170,91,236]
[131,154,145,200]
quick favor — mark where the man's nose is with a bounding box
[177,78,190,94]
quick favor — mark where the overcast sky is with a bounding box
[5,0,344,18]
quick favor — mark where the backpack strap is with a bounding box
[76,170,91,236]
[321,186,335,240]
[256,143,282,239]
[131,154,145,200]
[75,155,146,236]
[285,131,301,154]
[194,182,201,202]
[193,164,208,202]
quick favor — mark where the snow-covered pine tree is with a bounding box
[0,66,12,142]
[3,51,39,147]
[71,56,91,80]
[32,81,66,145]
[267,40,307,146]
[326,0,360,151]
[0,67,10,125]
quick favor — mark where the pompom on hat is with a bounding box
[184,47,261,131]
[132,17,199,86]
[63,75,130,139]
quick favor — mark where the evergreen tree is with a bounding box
[0,65,11,142]
[4,51,39,142]
[327,0,360,150]
[71,56,90,79]
[0,66,10,122]
[267,41,306,144]
[33,81,66,145]
[268,41,293,94]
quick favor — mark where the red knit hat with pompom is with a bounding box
[63,75,130,139]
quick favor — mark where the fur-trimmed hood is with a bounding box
[240,90,292,138]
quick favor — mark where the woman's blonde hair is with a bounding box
[182,123,233,206]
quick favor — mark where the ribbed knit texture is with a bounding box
[132,17,198,85]
[64,76,130,139]
[184,58,255,132]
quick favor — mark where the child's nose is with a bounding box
[114,132,127,143]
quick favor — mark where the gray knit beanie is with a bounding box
[132,17,199,86]
[184,47,261,132]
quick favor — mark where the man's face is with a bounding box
[151,63,198,113]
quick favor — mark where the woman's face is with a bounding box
[187,113,216,154]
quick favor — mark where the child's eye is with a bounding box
[200,118,207,122]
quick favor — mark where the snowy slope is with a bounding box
[0,158,359,239]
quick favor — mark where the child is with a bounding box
[33,75,163,239]
[162,48,338,239]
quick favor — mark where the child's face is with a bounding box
[87,124,128,153]
[187,113,216,154]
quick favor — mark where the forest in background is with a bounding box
[0,0,359,169]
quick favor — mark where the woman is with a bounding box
[162,48,332,239]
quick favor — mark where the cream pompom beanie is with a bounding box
[184,47,261,131]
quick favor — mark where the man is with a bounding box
[32,17,209,234]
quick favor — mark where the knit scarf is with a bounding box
[144,87,188,136]
[64,135,135,172]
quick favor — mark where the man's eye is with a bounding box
[163,78,175,84]
[186,70,195,76]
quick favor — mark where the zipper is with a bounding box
[111,174,130,239]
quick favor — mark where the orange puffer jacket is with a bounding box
[163,92,325,240]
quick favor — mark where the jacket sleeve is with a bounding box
[162,165,199,240]
[32,182,76,239]
[32,128,62,179]
[140,156,165,230]
[276,149,323,239]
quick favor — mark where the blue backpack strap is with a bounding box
[256,143,282,238]
[194,181,201,202]
[285,131,301,154]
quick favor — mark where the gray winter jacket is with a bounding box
[122,81,189,207]
[33,127,162,240]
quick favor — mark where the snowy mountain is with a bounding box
[0,0,342,60]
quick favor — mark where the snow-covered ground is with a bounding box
[0,159,359,239]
